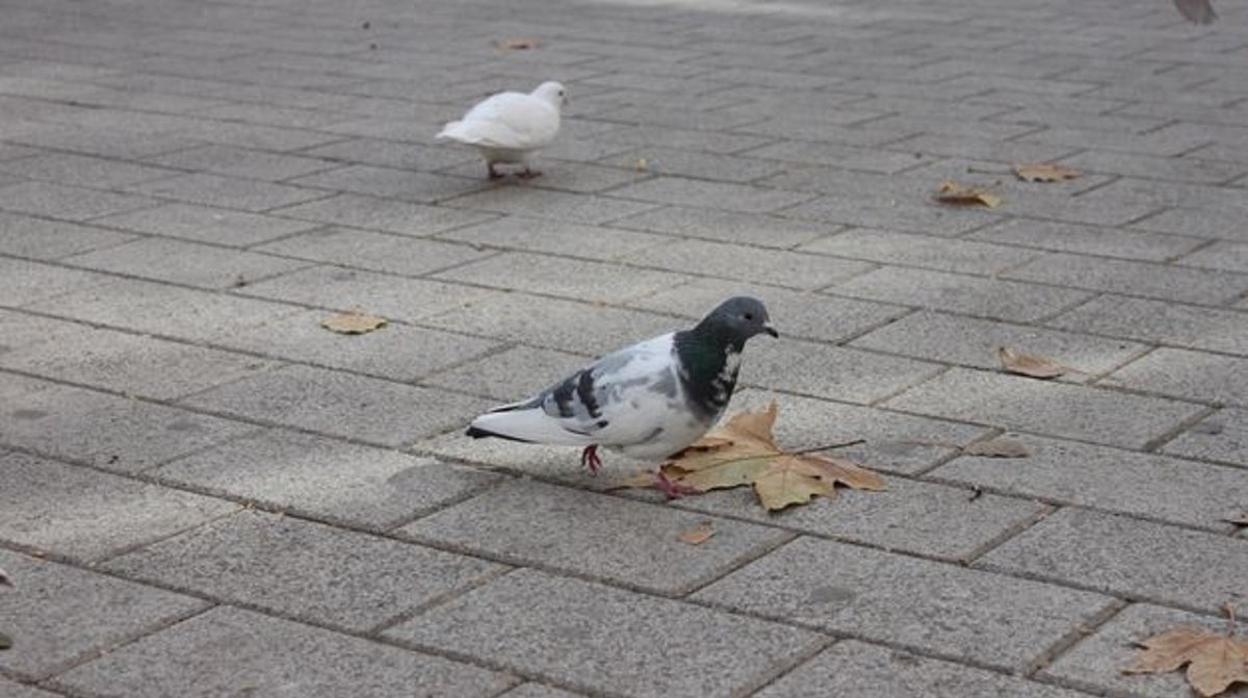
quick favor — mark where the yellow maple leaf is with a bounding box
[1125,625,1248,697]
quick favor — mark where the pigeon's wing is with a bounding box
[467,333,683,447]
[1173,0,1216,23]
[437,92,559,150]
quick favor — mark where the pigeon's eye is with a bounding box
[743,313,754,321]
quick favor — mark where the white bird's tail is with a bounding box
[436,120,467,141]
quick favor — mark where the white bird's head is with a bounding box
[532,81,567,109]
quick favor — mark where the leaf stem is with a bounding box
[789,439,866,455]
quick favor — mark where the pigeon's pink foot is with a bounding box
[580,445,602,475]
[655,471,700,500]
[518,167,542,179]
[488,164,504,180]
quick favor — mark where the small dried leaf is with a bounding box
[321,312,387,335]
[635,158,648,172]
[678,522,716,545]
[1013,163,1081,183]
[964,437,1030,458]
[998,346,1070,379]
[1125,626,1248,697]
[1222,512,1248,528]
[934,180,1002,208]
[496,37,541,50]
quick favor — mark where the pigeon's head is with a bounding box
[698,296,778,344]
[532,81,568,109]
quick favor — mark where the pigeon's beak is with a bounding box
[763,323,779,338]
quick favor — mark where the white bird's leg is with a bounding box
[487,162,504,180]
[518,160,542,179]
[580,445,602,475]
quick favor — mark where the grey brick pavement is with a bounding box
[1,0,1247,696]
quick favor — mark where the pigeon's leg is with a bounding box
[518,165,542,179]
[580,445,602,475]
[487,162,504,180]
[655,471,699,500]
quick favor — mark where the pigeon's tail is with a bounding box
[436,120,468,142]
[465,405,594,447]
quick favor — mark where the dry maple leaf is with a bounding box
[1012,163,1081,183]
[495,37,541,50]
[934,180,1002,209]
[963,437,1030,458]
[322,312,387,335]
[1125,614,1248,697]
[678,522,715,545]
[659,402,885,511]
[997,346,1071,379]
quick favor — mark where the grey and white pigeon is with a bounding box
[465,297,777,497]
[436,81,566,180]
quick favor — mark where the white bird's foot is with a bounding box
[518,167,542,179]
[487,164,504,180]
[580,445,602,475]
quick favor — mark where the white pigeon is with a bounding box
[465,297,777,497]
[436,81,566,180]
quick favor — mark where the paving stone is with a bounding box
[0,678,64,698]
[0,211,135,260]
[1058,150,1246,184]
[424,345,588,401]
[51,606,513,698]
[609,205,842,249]
[0,551,208,681]
[0,316,277,400]
[237,265,498,322]
[1103,347,1248,407]
[692,536,1114,672]
[256,226,491,276]
[63,236,311,289]
[830,267,1092,323]
[0,180,158,220]
[126,172,326,211]
[145,144,337,180]
[598,147,785,183]
[743,338,941,404]
[155,428,497,530]
[1163,407,1248,467]
[595,124,773,155]
[888,368,1202,449]
[1041,603,1248,698]
[851,310,1148,381]
[300,138,477,171]
[437,216,670,261]
[756,640,1087,698]
[742,140,933,175]
[443,161,643,194]
[432,252,687,304]
[1048,294,1248,356]
[502,684,585,698]
[630,278,908,344]
[90,202,319,246]
[214,308,500,382]
[181,364,494,447]
[977,507,1248,612]
[0,152,175,188]
[1130,206,1248,242]
[786,195,1006,238]
[675,474,1043,562]
[29,277,302,343]
[966,218,1206,262]
[1003,252,1248,305]
[930,433,1248,530]
[400,479,788,595]
[271,192,497,236]
[446,187,658,225]
[618,239,874,290]
[608,177,813,214]
[0,257,116,307]
[385,568,824,698]
[1175,240,1248,273]
[0,448,237,560]
[800,228,1041,275]
[288,164,490,204]
[106,509,504,632]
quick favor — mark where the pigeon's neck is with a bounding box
[674,327,743,419]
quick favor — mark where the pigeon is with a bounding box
[1173,0,1216,23]
[465,297,777,497]
[436,81,566,180]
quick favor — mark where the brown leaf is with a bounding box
[1012,163,1081,183]
[1223,512,1248,528]
[1125,626,1248,697]
[321,312,387,335]
[678,522,716,545]
[659,402,886,511]
[934,180,1002,209]
[998,346,1070,379]
[964,437,1030,458]
[495,37,541,50]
